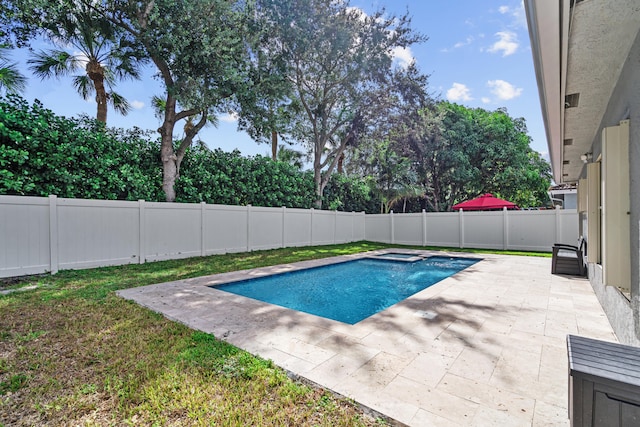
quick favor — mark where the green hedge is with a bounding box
[0,95,379,211]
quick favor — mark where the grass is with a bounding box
[0,241,548,425]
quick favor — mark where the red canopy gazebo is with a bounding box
[452,193,519,211]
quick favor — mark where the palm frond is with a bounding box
[27,49,81,79]
[109,53,142,81]
[109,91,131,116]
[207,114,219,128]
[151,95,166,119]
[71,74,94,100]
[0,63,27,94]
[0,48,27,94]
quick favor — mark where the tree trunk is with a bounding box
[337,152,344,174]
[314,171,323,209]
[86,59,108,123]
[271,130,278,160]
[161,149,178,202]
[159,97,178,202]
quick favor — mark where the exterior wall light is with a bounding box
[580,153,593,163]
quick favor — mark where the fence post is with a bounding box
[49,195,59,274]
[246,204,252,252]
[390,210,395,244]
[422,209,427,246]
[361,211,366,241]
[334,210,338,244]
[310,208,314,246]
[282,206,286,248]
[138,200,146,264]
[201,202,206,256]
[555,205,561,243]
[503,207,508,250]
[351,211,355,243]
[458,208,464,248]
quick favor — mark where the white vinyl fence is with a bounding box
[0,194,577,278]
[366,208,578,252]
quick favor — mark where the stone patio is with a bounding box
[117,249,616,426]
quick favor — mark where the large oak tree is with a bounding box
[82,0,255,201]
[263,0,424,208]
[400,102,552,211]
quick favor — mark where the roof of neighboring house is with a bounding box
[549,183,576,191]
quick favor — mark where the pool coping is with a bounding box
[117,249,617,426]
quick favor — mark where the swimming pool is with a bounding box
[211,255,480,324]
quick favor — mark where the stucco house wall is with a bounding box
[582,28,640,346]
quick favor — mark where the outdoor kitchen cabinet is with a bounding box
[567,335,640,426]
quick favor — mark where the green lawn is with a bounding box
[0,242,549,426]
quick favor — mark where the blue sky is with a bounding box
[6,0,547,161]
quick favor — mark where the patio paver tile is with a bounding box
[398,351,456,387]
[384,375,480,425]
[304,353,371,389]
[410,409,462,427]
[532,400,568,427]
[448,347,501,382]
[437,373,534,421]
[315,334,380,362]
[471,406,531,427]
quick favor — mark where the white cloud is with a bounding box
[446,83,473,102]
[497,3,527,29]
[481,97,491,104]
[131,100,144,109]
[391,46,414,69]
[219,112,239,123]
[488,31,519,56]
[453,36,474,49]
[487,79,522,100]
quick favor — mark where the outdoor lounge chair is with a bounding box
[551,237,586,276]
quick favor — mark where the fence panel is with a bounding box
[353,212,366,241]
[335,212,355,244]
[250,206,283,250]
[507,210,557,251]
[205,205,248,254]
[424,213,460,247]
[0,196,51,277]
[312,210,336,245]
[144,202,201,262]
[283,208,312,247]
[365,215,391,243]
[559,210,580,245]
[394,213,423,246]
[57,198,140,269]
[463,211,504,249]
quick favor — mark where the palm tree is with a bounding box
[0,46,26,94]
[276,144,305,169]
[27,10,140,123]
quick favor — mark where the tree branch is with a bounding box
[175,110,208,177]
[175,108,201,122]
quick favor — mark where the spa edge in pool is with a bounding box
[210,255,481,324]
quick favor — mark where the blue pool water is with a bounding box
[212,256,480,324]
